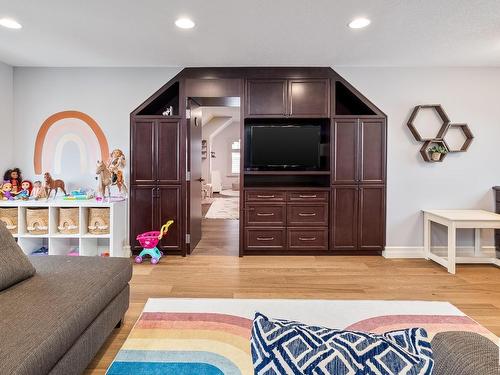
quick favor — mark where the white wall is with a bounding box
[11,66,500,250]
[211,121,240,189]
[0,61,13,173]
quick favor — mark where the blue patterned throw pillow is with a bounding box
[251,313,434,375]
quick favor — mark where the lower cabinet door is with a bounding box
[130,186,156,252]
[288,228,328,251]
[359,185,385,250]
[331,186,358,250]
[245,228,286,250]
[157,186,182,252]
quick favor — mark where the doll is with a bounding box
[3,168,22,194]
[16,180,33,200]
[106,149,128,196]
[1,181,14,200]
[31,180,47,200]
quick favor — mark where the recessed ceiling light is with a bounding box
[348,17,371,29]
[175,18,195,29]
[0,18,22,29]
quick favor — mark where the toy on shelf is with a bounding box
[3,168,22,194]
[44,172,67,199]
[96,161,113,199]
[107,149,128,197]
[1,182,14,200]
[67,247,79,256]
[31,246,48,256]
[31,180,47,200]
[135,220,174,265]
[64,188,95,200]
[15,180,33,200]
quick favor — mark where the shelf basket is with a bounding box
[0,207,18,234]
[26,207,49,235]
[88,207,110,235]
[58,207,79,234]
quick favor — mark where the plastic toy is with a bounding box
[31,180,47,200]
[31,246,49,256]
[107,149,128,197]
[3,168,22,194]
[1,182,14,200]
[44,172,67,199]
[135,220,174,264]
[16,180,32,200]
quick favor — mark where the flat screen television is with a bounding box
[245,124,323,171]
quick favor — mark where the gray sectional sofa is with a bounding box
[0,222,132,375]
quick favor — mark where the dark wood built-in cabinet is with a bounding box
[130,67,386,256]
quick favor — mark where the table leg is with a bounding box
[474,228,481,256]
[447,223,456,274]
[423,213,431,260]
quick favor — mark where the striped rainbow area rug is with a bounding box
[107,298,498,375]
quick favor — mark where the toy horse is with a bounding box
[96,161,113,199]
[44,172,67,199]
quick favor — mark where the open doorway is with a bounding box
[187,98,241,256]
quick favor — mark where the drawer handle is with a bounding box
[298,213,317,217]
[257,213,275,216]
[257,195,275,198]
[256,237,274,241]
[299,195,317,198]
[299,237,317,241]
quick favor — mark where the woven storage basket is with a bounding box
[26,207,49,235]
[88,207,110,235]
[0,207,18,234]
[58,207,79,234]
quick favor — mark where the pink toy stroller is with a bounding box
[135,220,174,264]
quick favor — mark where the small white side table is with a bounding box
[423,209,500,274]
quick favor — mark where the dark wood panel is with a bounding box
[287,191,329,202]
[158,186,182,252]
[288,228,328,251]
[246,79,287,117]
[287,203,329,227]
[289,79,330,117]
[188,100,202,253]
[131,120,155,184]
[359,185,385,250]
[245,190,286,202]
[245,228,286,250]
[331,186,358,250]
[245,203,286,226]
[185,78,241,97]
[360,119,386,184]
[157,120,181,184]
[129,186,155,251]
[332,118,358,184]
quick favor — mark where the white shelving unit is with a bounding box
[0,198,128,257]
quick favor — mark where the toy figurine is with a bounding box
[1,181,14,200]
[106,149,128,196]
[16,180,33,200]
[3,168,22,194]
[31,180,47,200]
[43,172,67,199]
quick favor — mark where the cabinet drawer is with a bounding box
[287,191,328,202]
[288,228,328,250]
[245,191,286,202]
[245,228,286,250]
[287,204,329,226]
[245,204,286,226]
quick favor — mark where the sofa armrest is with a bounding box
[431,331,499,375]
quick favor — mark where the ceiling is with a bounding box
[0,0,499,67]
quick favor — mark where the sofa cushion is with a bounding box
[0,221,36,291]
[0,255,132,375]
[251,313,434,375]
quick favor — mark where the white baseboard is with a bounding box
[383,246,496,259]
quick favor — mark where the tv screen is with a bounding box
[248,125,321,170]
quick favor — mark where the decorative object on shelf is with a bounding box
[407,104,474,163]
[211,151,216,158]
[31,180,47,200]
[162,105,174,116]
[64,188,95,200]
[106,149,128,197]
[135,220,174,265]
[0,207,18,234]
[31,246,48,256]
[15,180,33,200]
[67,246,79,256]
[201,140,207,159]
[58,207,79,234]
[88,207,110,235]
[1,182,15,200]
[26,207,49,235]
[96,161,113,199]
[3,168,23,194]
[44,172,67,199]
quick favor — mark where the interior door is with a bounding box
[187,98,202,253]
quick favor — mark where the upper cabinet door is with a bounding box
[246,79,287,117]
[289,79,330,117]
[332,118,358,184]
[131,119,156,184]
[360,119,386,184]
[157,119,181,184]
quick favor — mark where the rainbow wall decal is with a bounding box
[34,111,109,175]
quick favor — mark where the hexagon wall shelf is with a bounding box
[420,140,449,163]
[407,104,451,142]
[442,123,474,153]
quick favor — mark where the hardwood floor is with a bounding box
[85,218,500,374]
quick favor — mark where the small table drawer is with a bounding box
[245,191,285,202]
[287,203,329,226]
[288,228,328,250]
[245,204,286,226]
[287,191,329,202]
[245,228,286,250]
